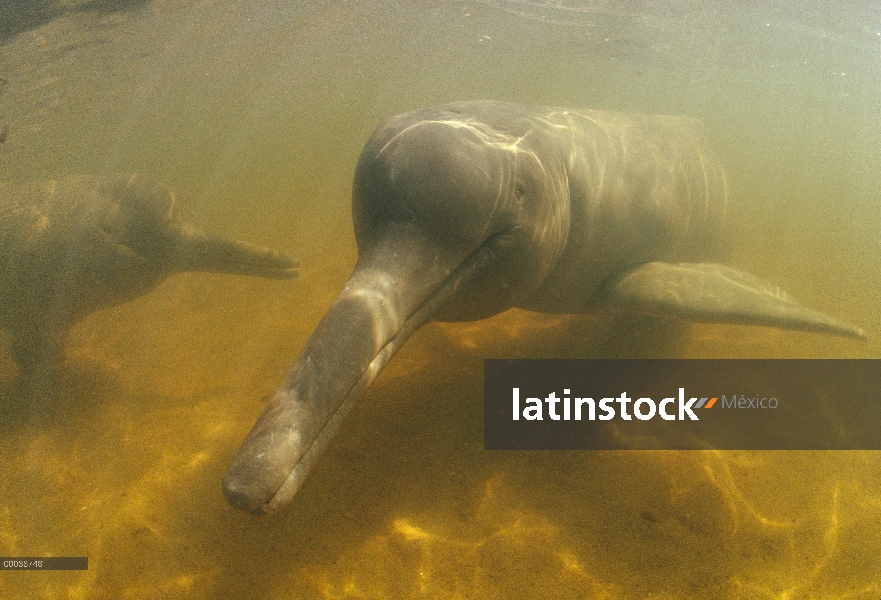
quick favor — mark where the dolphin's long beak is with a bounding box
[223,225,495,514]
[162,223,298,279]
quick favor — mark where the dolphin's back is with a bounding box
[514,105,729,313]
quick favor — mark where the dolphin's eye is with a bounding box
[514,183,525,200]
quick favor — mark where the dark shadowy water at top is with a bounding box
[0,1,879,598]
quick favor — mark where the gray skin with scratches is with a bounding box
[0,173,298,386]
[222,100,864,515]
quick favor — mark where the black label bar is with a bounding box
[1,557,88,570]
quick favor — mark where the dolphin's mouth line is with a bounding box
[207,261,299,280]
[109,243,299,280]
[257,231,507,514]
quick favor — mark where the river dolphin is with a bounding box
[0,173,298,388]
[223,100,864,515]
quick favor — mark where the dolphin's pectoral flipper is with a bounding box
[590,262,866,339]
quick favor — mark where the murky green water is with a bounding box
[0,1,879,598]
